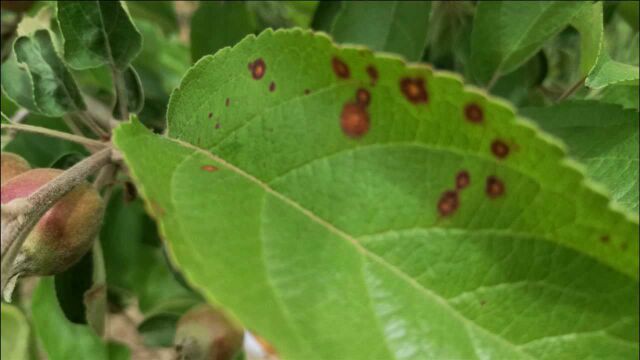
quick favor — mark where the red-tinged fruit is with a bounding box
[1,152,31,185]
[0,168,104,277]
[174,304,244,360]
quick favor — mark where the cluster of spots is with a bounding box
[485,176,505,198]
[341,86,373,138]
[438,170,471,217]
[248,58,266,80]
[400,77,428,104]
[201,164,218,172]
[269,81,276,92]
[464,103,483,123]
[491,140,510,159]
[332,56,350,79]
[366,65,378,86]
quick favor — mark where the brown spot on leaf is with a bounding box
[215,122,221,129]
[366,65,378,86]
[341,102,370,138]
[304,89,311,95]
[400,77,428,104]
[438,190,459,217]
[464,103,483,123]
[356,88,370,106]
[201,165,218,172]
[456,171,470,190]
[332,56,350,79]
[208,112,213,118]
[149,200,165,218]
[600,235,610,244]
[225,98,230,107]
[248,58,266,80]
[486,176,505,198]
[269,81,276,92]
[491,140,510,159]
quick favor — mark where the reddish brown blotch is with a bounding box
[464,103,483,123]
[366,65,378,86]
[248,58,266,80]
[340,102,370,138]
[486,176,505,198]
[400,77,428,104]
[215,122,221,129]
[201,165,219,172]
[456,171,470,190]
[269,81,276,92]
[437,190,459,217]
[491,139,510,159]
[332,56,350,79]
[356,88,371,107]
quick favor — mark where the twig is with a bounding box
[486,70,502,91]
[10,108,29,124]
[62,114,87,137]
[557,77,586,102]
[76,111,109,138]
[1,148,112,296]
[1,123,107,149]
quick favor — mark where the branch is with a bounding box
[557,77,586,102]
[1,148,113,297]
[1,123,108,149]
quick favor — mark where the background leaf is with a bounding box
[585,51,640,89]
[323,1,431,61]
[571,2,604,77]
[13,29,86,116]
[56,1,142,71]
[112,65,144,119]
[470,1,587,86]
[31,278,130,360]
[521,101,639,214]
[125,0,178,35]
[1,304,30,360]
[115,30,639,359]
[190,1,256,63]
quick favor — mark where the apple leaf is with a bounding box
[114,29,639,360]
[0,304,30,360]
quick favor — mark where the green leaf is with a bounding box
[13,29,86,116]
[1,304,30,360]
[125,0,178,35]
[470,1,587,86]
[585,52,640,89]
[137,313,178,348]
[32,278,130,360]
[325,1,431,61]
[521,101,639,214]
[248,1,318,29]
[597,83,640,111]
[1,51,41,114]
[190,1,256,63]
[571,2,604,77]
[114,30,639,359]
[112,65,144,119]
[100,188,198,315]
[56,1,142,71]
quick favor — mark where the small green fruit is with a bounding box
[0,168,104,277]
[1,152,31,185]
[174,304,243,360]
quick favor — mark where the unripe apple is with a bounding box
[0,168,104,277]
[1,152,31,185]
[174,304,243,360]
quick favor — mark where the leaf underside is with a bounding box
[115,29,639,360]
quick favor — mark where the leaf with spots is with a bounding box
[114,29,639,360]
[317,1,431,61]
[470,1,587,86]
[522,101,639,214]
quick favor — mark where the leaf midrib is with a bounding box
[166,136,536,359]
